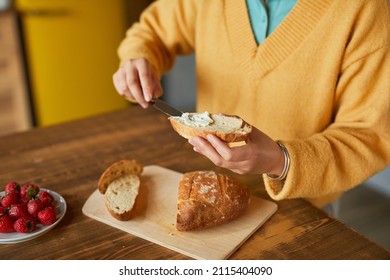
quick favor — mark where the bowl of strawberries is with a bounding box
[0,182,67,244]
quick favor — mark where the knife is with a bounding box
[150,97,183,117]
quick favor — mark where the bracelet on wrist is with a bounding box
[266,142,290,181]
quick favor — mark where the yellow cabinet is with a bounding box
[15,0,130,126]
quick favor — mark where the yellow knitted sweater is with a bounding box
[118,0,390,207]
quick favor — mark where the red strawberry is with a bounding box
[13,217,36,233]
[0,215,15,233]
[20,184,40,201]
[1,192,19,207]
[8,203,31,221]
[38,207,57,225]
[5,181,20,194]
[27,199,44,217]
[38,191,55,207]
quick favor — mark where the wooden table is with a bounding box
[1,106,389,260]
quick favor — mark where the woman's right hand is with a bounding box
[113,58,163,108]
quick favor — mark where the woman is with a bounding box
[112,0,390,211]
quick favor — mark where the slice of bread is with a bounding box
[104,174,140,221]
[176,170,251,231]
[98,159,143,221]
[98,159,143,194]
[169,112,252,143]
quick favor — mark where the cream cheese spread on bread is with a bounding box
[175,112,214,127]
[169,112,252,142]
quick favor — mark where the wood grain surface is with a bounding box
[0,106,389,260]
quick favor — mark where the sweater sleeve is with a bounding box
[117,0,197,76]
[263,0,390,207]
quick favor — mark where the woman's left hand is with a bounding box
[188,126,285,176]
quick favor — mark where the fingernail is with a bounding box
[207,134,214,142]
[141,102,148,109]
[189,137,200,146]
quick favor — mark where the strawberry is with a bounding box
[13,217,36,233]
[27,199,44,217]
[0,215,15,233]
[20,184,40,201]
[38,191,55,207]
[8,203,31,221]
[5,181,21,194]
[1,191,19,207]
[38,207,57,225]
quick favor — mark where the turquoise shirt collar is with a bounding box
[246,0,297,44]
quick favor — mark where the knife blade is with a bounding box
[150,98,183,117]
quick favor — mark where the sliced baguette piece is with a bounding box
[169,112,252,143]
[176,170,251,231]
[98,159,143,194]
[104,174,140,221]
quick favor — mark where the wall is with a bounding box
[162,55,196,112]
[363,166,390,197]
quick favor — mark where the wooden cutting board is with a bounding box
[82,165,277,260]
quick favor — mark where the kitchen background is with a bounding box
[0,0,389,249]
